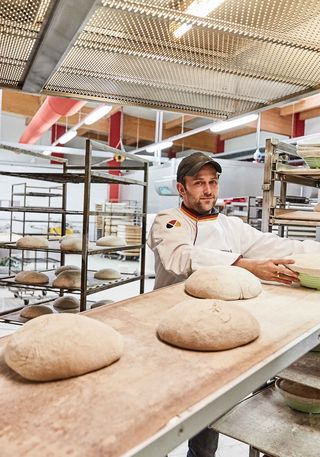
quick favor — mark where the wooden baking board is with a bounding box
[0,282,320,457]
[274,209,320,221]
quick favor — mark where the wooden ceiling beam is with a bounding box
[2,90,43,117]
[164,114,196,130]
[299,108,320,120]
[280,94,320,116]
[164,127,218,152]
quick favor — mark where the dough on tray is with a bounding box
[52,270,81,289]
[60,237,82,251]
[54,265,80,276]
[53,295,80,310]
[94,268,121,280]
[16,235,49,249]
[20,305,53,319]
[15,271,49,285]
[185,265,262,300]
[4,314,124,381]
[96,235,126,247]
[157,298,260,351]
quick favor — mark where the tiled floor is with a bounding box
[0,256,251,457]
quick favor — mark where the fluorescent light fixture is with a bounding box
[146,141,173,153]
[58,129,77,145]
[84,105,113,125]
[174,0,225,38]
[210,113,259,133]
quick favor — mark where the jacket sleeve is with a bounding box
[147,212,240,278]
[237,217,320,258]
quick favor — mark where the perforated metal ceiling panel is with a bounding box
[1,0,320,118]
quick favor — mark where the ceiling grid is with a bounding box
[1,0,320,118]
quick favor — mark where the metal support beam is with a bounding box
[22,0,100,93]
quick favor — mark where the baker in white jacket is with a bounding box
[147,151,320,457]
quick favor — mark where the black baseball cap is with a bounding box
[177,152,222,183]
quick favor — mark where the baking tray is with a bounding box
[0,282,319,456]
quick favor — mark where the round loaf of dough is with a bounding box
[157,298,260,351]
[53,295,80,309]
[15,271,49,285]
[60,237,82,251]
[52,270,81,289]
[54,265,80,276]
[4,314,124,381]
[94,268,121,280]
[20,305,53,319]
[185,266,262,300]
[96,236,126,247]
[16,235,49,249]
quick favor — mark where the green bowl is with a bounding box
[299,273,320,290]
[276,379,320,414]
[303,157,320,168]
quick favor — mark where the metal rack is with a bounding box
[8,183,63,273]
[261,139,320,235]
[0,139,149,313]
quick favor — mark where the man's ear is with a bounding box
[176,182,185,197]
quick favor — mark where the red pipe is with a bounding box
[19,96,86,144]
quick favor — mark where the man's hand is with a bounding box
[233,257,299,285]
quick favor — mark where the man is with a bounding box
[147,151,320,457]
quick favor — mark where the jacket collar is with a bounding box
[180,202,219,221]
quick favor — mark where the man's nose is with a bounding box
[203,183,212,194]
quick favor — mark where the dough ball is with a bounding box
[53,295,80,310]
[185,266,262,300]
[96,236,126,247]
[58,235,75,244]
[20,305,53,319]
[4,314,124,381]
[52,270,81,289]
[54,265,80,276]
[16,236,49,249]
[91,299,114,309]
[94,268,121,280]
[60,237,82,251]
[15,271,49,285]
[157,298,260,351]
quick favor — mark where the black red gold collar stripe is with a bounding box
[180,203,219,221]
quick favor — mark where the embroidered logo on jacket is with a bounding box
[166,219,181,229]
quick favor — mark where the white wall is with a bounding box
[304,116,320,136]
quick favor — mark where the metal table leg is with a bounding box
[249,447,260,457]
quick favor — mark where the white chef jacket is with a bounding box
[147,204,320,289]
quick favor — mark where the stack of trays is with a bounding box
[297,141,320,168]
[118,224,142,257]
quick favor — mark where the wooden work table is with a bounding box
[0,282,319,457]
